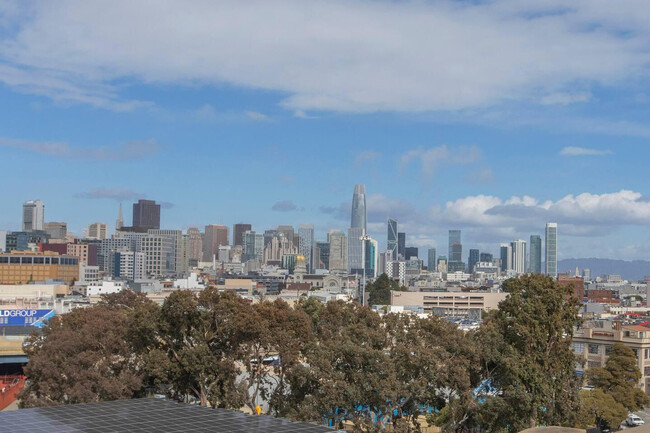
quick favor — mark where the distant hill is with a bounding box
[558,258,650,281]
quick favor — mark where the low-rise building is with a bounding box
[390,290,507,316]
[0,251,79,285]
[573,323,650,395]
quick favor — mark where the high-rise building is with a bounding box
[511,239,527,274]
[468,249,480,273]
[405,247,418,260]
[328,230,348,272]
[317,241,330,270]
[529,235,542,274]
[115,203,124,231]
[500,243,512,273]
[22,200,45,232]
[242,232,263,262]
[427,248,436,271]
[397,232,406,259]
[233,223,252,247]
[348,227,364,274]
[348,185,367,274]
[387,218,398,260]
[277,225,295,247]
[186,228,203,265]
[132,200,161,230]
[203,225,229,261]
[113,250,146,280]
[448,230,461,259]
[479,252,493,263]
[298,225,315,272]
[44,222,67,240]
[450,243,462,263]
[351,184,367,232]
[148,229,186,275]
[87,222,108,240]
[364,237,378,278]
[545,223,558,278]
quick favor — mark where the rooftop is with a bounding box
[0,398,336,432]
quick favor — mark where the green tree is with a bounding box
[150,288,246,408]
[19,305,145,407]
[576,389,628,431]
[367,273,403,306]
[587,343,650,411]
[477,274,582,431]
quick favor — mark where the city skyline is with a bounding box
[2,3,650,260]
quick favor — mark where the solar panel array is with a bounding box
[0,398,336,432]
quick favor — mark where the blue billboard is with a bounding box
[0,309,55,327]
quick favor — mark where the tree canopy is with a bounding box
[19,276,638,433]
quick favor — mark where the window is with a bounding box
[10,257,20,264]
[0,257,7,263]
[572,343,584,353]
[605,345,612,356]
[588,344,600,354]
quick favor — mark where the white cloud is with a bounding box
[399,145,481,179]
[540,92,592,105]
[0,137,159,160]
[245,111,271,122]
[1,1,650,112]
[559,146,612,156]
[354,151,380,165]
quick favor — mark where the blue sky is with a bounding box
[1,0,650,261]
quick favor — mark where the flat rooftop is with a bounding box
[0,398,336,432]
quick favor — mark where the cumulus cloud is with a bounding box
[0,137,159,160]
[75,187,146,201]
[440,190,650,231]
[2,1,650,113]
[272,200,298,212]
[559,146,612,156]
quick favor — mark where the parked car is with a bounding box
[626,414,645,427]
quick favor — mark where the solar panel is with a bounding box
[0,398,336,432]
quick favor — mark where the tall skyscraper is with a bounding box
[448,230,461,257]
[397,232,406,259]
[233,223,252,247]
[351,184,367,232]
[387,218,398,259]
[511,239,527,274]
[545,223,558,278]
[132,200,160,230]
[203,225,229,261]
[427,248,436,271]
[328,230,348,272]
[529,235,542,274]
[115,203,124,231]
[348,185,367,274]
[468,249,479,273]
[500,243,512,272]
[22,200,45,232]
[298,225,315,273]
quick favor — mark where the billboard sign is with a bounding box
[0,309,55,327]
